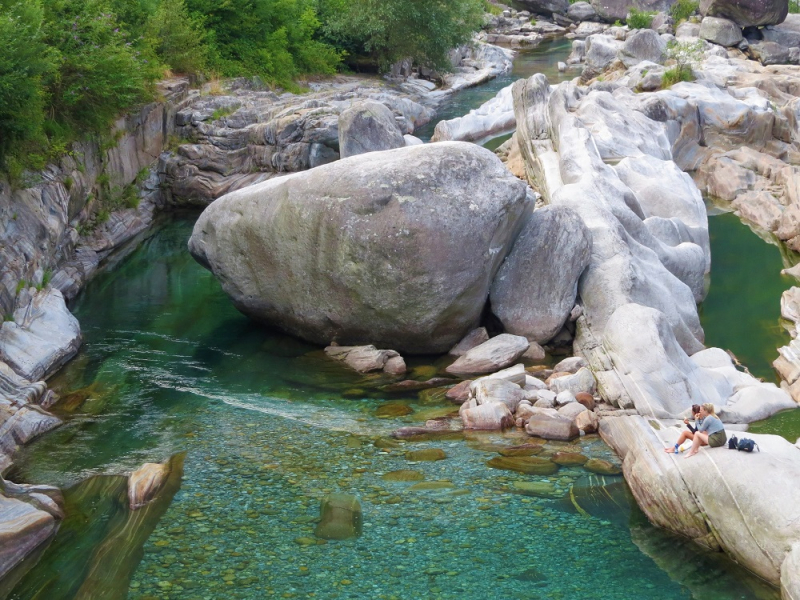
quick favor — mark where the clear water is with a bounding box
[414,38,575,142]
[6,218,778,599]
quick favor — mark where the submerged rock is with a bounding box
[314,493,363,540]
[128,460,173,510]
[189,142,531,354]
[486,455,559,475]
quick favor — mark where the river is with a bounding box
[3,41,789,600]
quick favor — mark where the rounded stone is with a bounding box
[486,455,559,475]
[405,448,447,461]
[583,458,622,475]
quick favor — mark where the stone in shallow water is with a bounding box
[382,470,425,482]
[405,449,447,461]
[409,481,455,491]
[375,402,414,418]
[583,459,622,475]
[498,444,544,457]
[314,493,362,540]
[512,481,562,498]
[486,456,559,475]
[551,452,589,466]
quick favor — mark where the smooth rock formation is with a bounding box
[338,100,406,158]
[568,2,599,21]
[518,0,570,17]
[325,345,406,374]
[128,460,173,510]
[620,28,667,67]
[471,378,525,413]
[460,401,514,430]
[699,16,744,47]
[449,328,490,356]
[490,205,592,343]
[0,288,81,382]
[432,84,515,143]
[446,334,531,376]
[600,414,800,591]
[525,412,580,440]
[550,367,597,396]
[700,0,788,27]
[189,142,531,354]
[314,493,363,540]
[0,493,60,580]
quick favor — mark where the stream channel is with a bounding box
[4,38,797,600]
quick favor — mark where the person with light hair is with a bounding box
[684,403,727,459]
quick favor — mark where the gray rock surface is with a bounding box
[568,1,599,21]
[471,378,526,413]
[746,40,791,64]
[325,345,406,374]
[0,288,81,382]
[449,328,490,356]
[550,367,597,396]
[490,205,592,343]
[460,401,515,429]
[584,34,623,76]
[620,28,668,67]
[517,0,570,17]
[600,414,800,591]
[189,142,531,354]
[700,0,788,27]
[338,100,406,159]
[699,16,744,46]
[525,412,580,440]
[446,334,531,376]
[553,356,589,373]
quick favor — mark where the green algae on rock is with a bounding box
[314,493,363,540]
[405,449,447,462]
[487,455,559,475]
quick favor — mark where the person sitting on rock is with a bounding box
[684,403,727,459]
[664,404,702,454]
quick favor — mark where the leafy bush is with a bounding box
[670,0,699,22]
[320,0,485,72]
[790,0,799,13]
[627,8,656,28]
[662,39,703,87]
[0,1,56,164]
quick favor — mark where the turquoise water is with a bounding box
[700,212,797,382]
[6,218,777,599]
[414,38,574,142]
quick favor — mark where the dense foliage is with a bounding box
[0,0,486,172]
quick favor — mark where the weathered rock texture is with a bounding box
[338,100,406,158]
[490,205,591,343]
[189,143,531,354]
[700,0,788,27]
[601,415,800,591]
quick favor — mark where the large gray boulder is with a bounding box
[338,100,405,159]
[620,28,668,67]
[699,16,744,46]
[761,13,800,46]
[584,35,623,75]
[591,0,673,23]
[188,142,531,354]
[700,0,788,27]
[568,1,600,21]
[517,0,570,17]
[490,205,591,343]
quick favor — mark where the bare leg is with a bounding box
[684,432,708,459]
[664,430,694,453]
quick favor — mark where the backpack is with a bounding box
[728,435,738,450]
[736,438,759,453]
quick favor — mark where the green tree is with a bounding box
[319,0,485,72]
[0,0,56,163]
[42,0,159,134]
[145,0,208,75]
[184,0,341,85]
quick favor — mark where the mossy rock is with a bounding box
[314,493,362,540]
[409,480,455,491]
[373,437,402,450]
[551,452,588,466]
[499,444,544,457]
[418,387,450,404]
[583,458,622,475]
[382,469,425,482]
[405,448,446,462]
[375,402,414,418]
[486,456,559,475]
[411,365,439,379]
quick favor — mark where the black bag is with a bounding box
[728,435,738,450]
[737,438,759,452]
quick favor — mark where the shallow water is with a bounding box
[7,218,777,599]
[414,37,574,142]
